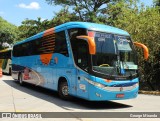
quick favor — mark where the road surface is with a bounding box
[0,75,159,121]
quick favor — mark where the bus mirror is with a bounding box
[76,36,96,54]
[134,42,149,60]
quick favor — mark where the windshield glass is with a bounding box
[90,31,137,78]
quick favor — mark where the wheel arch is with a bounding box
[57,76,70,91]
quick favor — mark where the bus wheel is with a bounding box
[19,73,24,86]
[58,81,70,100]
[9,68,11,75]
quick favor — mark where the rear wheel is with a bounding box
[19,73,24,86]
[9,68,11,75]
[58,81,70,100]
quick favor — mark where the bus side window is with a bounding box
[55,31,69,57]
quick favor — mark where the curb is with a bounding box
[139,90,160,95]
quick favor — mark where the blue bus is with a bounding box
[12,22,148,100]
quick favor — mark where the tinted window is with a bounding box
[76,41,89,71]
[68,28,87,61]
[55,31,68,56]
[0,50,11,59]
[68,28,89,71]
[94,32,116,54]
[13,31,68,57]
[68,28,87,40]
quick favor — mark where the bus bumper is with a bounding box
[88,85,139,101]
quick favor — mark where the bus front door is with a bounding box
[76,40,89,99]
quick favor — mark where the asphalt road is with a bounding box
[0,75,160,121]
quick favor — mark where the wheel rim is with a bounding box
[62,85,68,96]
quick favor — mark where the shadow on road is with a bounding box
[3,79,132,111]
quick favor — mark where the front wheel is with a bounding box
[58,81,70,100]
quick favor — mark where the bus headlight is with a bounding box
[133,82,139,88]
[84,78,105,88]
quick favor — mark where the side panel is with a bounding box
[12,55,45,85]
[76,70,89,99]
[57,67,77,94]
[12,27,74,92]
[12,55,56,87]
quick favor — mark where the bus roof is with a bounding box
[57,22,130,36]
[14,22,130,46]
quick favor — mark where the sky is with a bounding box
[0,0,153,26]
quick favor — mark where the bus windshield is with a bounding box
[91,31,137,79]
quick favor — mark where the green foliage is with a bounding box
[52,6,78,25]
[18,17,52,40]
[18,8,78,39]
[154,0,160,7]
[153,0,160,12]
[46,0,120,23]
[0,17,19,49]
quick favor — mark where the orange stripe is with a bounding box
[42,42,55,46]
[43,28,54,36]
[40,45,55,49]
[42,36,55,41]
[40,28,55,65]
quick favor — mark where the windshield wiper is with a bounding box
[121,60,133,80]
[108,55,121,79]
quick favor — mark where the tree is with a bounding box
[18,17,51,40]
[46,0,121,23]
[153,0,160,12]
[0,17,18,49]
[51,7,78,25]
[18,10,78,40]
[154,0,160,7]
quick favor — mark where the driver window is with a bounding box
[68,28,89,71]
[76,41,89,71]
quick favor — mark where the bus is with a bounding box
[0,48,12,75]
[12,22,148,101]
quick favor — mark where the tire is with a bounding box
[19,73,24,86]
[9,68,11,75]
[58,81,70,100]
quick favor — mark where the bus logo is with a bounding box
[120,87,123,91]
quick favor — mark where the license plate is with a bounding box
[116,94,124,98]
